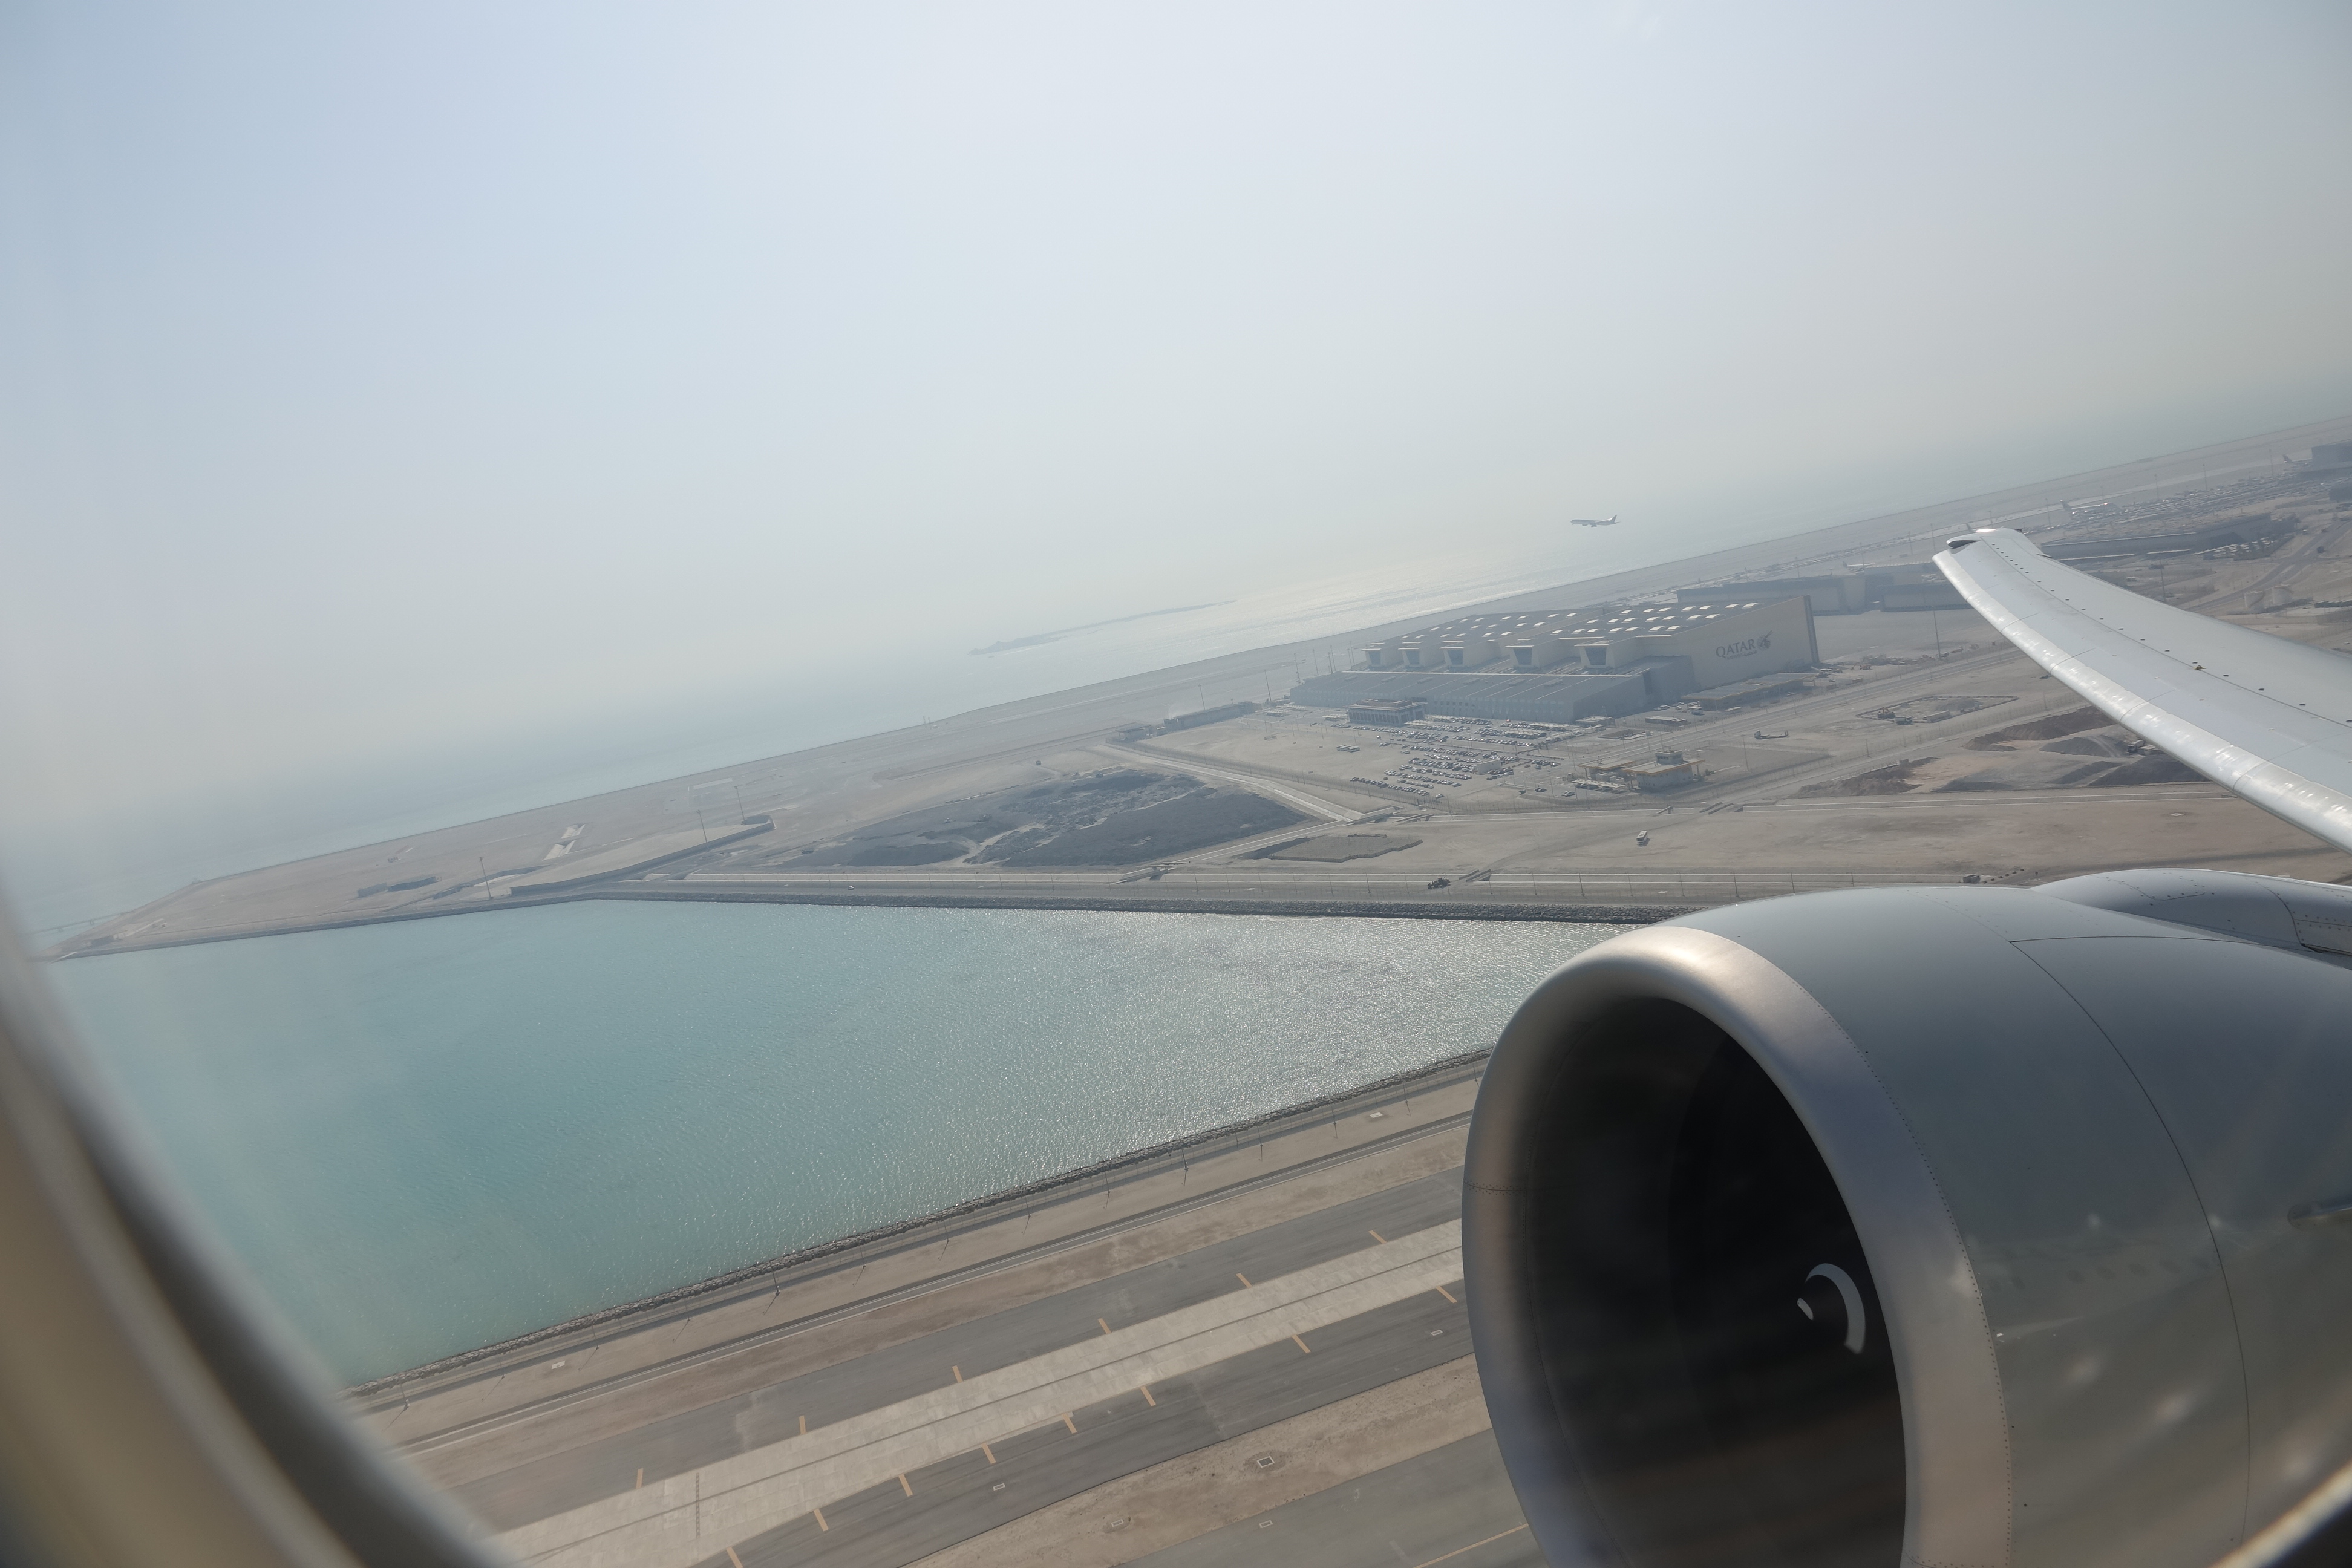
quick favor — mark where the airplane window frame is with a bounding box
[4,904,2352,1568]
[0,929,495,1568]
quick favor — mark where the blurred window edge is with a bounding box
[5,905,2352,1568]
[0,922,494,1568]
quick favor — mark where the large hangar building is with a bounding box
[1290,598,1815,725]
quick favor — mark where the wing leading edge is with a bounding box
[1934,528,2352,855]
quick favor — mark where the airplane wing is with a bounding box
[1935,526,2352,854]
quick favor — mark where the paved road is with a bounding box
[459,1169,1466,1535]
[701,1289,1472,1568]
[1128,1431,1542,1568]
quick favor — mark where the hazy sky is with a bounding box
[4,1,2351,894]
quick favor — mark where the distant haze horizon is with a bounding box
[5,2,2350,925]
[5,407,2344,936]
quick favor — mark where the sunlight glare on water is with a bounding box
[42,900,1622,1382]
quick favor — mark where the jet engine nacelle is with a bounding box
[1463,872,2352,1568]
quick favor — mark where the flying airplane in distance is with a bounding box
[1569,513,1619,527]
[1466,525,2352,1568]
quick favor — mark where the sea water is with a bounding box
[39,900,1623,1383]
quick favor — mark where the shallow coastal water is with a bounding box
[41,900,1624,1383]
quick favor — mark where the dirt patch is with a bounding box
[775,769,1302,869]
[1937,760,2118,791]
[1799,759,1930,797]
[1260,834,1423,863]
[2089,751,2205,786]
[2042,731,2138,758]
[990,789,1306,866]
[1967,707,2112,749]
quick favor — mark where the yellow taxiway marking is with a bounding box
[1369,1229,1388,1244]
[1140,1384,1157,1406]
[727,1548,744,1568]
[635,1468,644,1489]
[1099,1317,1112,1335]
[813,1506,829,1533]
[1292,1334,1312,1354]
[1414,1523,1528,1566]
[898,1474,912,1497]
[981,1442,997,1465]
[1062,1412,1077,1434]
[952,1365,962,1382]
[798,1416,808,1436]
[1235,1272,1252,1287]
[1436,1284,1457,1304]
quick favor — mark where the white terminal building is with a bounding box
[1290,598,1816,725]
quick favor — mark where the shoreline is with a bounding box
[47,413,2351,959]
[347,1047,1498,1400]
[56,884,1689,960]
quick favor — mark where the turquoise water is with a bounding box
[39,901,1621,1383]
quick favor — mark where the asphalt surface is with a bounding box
[1128,1431,1541,1568]
[456,1169,1467,1540]
[699,1290,1473,1568]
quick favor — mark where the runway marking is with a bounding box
[494,1221,1468,1568]
[1413,1523,1529,1566]
[981,1442,996,1465]
[1139,1384,1156,1406]
[635,1468,644,1489]
[952,1366,962,1382]
[1369,1229,1388,1244]
[726,1549,743,1568]
[898,1474,912,1497]
[1235,1272,1252,1287]
[1099,1318,1112,1335]
[1436,1285,1457,1304]
[812,1506,828,1533]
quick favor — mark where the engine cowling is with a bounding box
[1463,873,2352,1568]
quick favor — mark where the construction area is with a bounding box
[50,421,2352,948]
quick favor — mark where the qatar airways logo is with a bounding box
[1715,632,1772,659]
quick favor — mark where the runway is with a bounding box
[1128,1432,1539,1568]
[681,1285,1475,1568]
[466,1174,1466,1547]
[374,1059,1535,1567]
